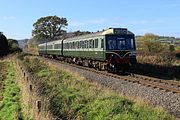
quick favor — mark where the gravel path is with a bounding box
[45,59,180,118]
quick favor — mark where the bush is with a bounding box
[8,39,22,53]
[169,45,175,52]
[144,41,164,53]
[175,51,180,59]
[0,32,9,56]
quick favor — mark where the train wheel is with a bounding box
[107,64,113,73]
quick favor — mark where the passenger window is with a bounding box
[77,41,79,48]
[66,43,69,49]
[89,39,93,48]
[71,42,73,49]
[55,44,59,49]
[80,41,83,48]
[87,41,89,48]
[73,42,75,49]
[108,39,116,50]
[64,43,66,49]
[68,43,70,49]
[131,39,134,49]
[82,41,85,48]
[75,42,77,49]
[89,40,91,48]
[95,39,98,48]
[69,43,71,49]
[117,40,125,49]
[92,40,95,48]
[67,43,68,49]
[84,41,86,48]
[101,38,104,48]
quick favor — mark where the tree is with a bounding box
[74,30,91,36]
[32,16,68,42]
[138,33,165,53]
[8,39,22,53]
[0,32,9,56]
[169,44,175,52]
[25,38,39,55]
[140,33,159,41]
[144,41,164,53]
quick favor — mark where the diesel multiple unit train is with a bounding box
[38,28,137,72]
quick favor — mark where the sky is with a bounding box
[0,0,180,39]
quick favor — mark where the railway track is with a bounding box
[42,57,180,94]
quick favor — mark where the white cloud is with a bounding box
[69,21,85,26]
[130,19,165,26]
[173,32,180,38]
[86,19,105,24]
[136,28,154,33]
[111,19,167,29]
[69,19,105,26]
[1,16,15,20]
[131,20,149,25]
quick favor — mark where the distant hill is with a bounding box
[18,39,28,49]
[136,36,180,46]
[155,36,180,46]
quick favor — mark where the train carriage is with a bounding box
[62,32,105,61]
[38,28,137,72]
[38,40,63,57]
[38,43,46,55]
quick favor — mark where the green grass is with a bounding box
[0,61,23,120]
[175,46,180,51]
[21,56,173,120]
[0,62,6,101]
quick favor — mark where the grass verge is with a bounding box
[0,61,23,120]
[22,56,174,120]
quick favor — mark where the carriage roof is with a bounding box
[64,28,134,41]
[39,28,134,46]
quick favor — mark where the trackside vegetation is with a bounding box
[0,61,23,120]
[20,56,173,120]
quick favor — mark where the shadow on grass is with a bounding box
[130,63,180,80]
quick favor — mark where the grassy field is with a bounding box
[20,56,174,120]
[0,60,23,120]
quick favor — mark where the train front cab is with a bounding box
[105,34,137,72]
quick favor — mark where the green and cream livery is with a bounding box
[38,28,137,72]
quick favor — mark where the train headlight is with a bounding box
[129,52,136,57]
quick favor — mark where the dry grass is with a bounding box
[137,54,179,66]
[136,53,180,80]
